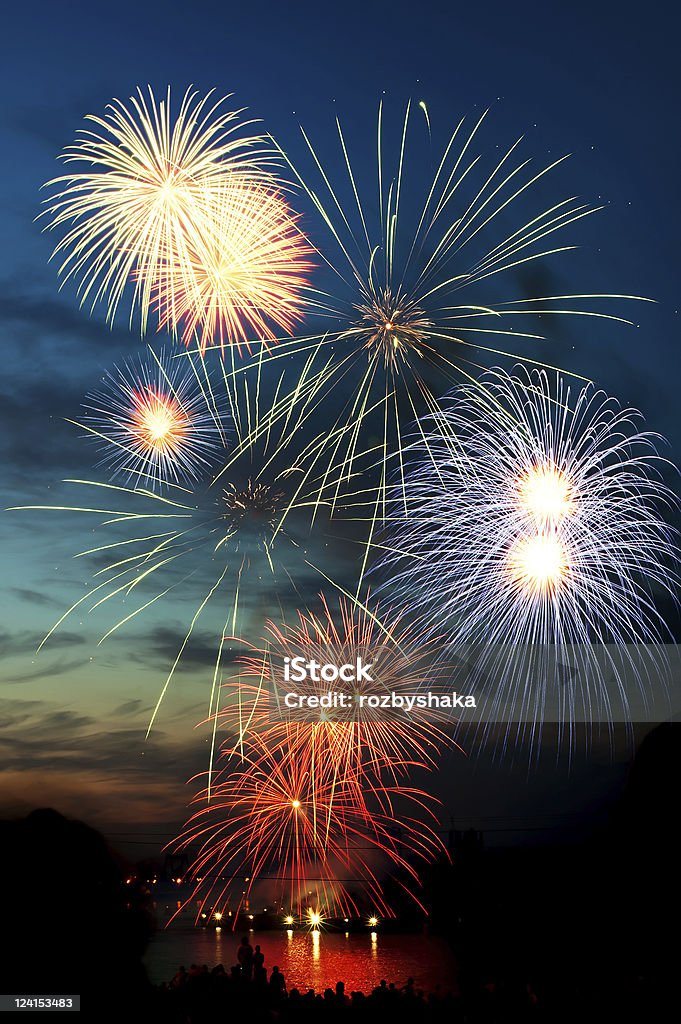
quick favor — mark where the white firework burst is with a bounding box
[378,366,680,746]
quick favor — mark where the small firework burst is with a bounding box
[80,347,227,488]
[156,182,314,354]
[346,286,433,367]
[377,365,680,744]
[220,480,286,542]
[41,86,281,336]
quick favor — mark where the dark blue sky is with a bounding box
[2,1,680,419]
[0,0,678,849]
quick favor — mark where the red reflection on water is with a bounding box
[145,929,457,994]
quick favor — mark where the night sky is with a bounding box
[1,0,679,860]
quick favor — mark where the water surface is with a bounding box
[144,927,457,994]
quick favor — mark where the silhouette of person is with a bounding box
[171,965,187,988]
[335,980,349,1006]
[269,964,286,997]
[237,935,254,980]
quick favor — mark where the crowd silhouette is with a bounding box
[162,942,453,1021]
[2,727,677,1024]
[153,934,667,1023]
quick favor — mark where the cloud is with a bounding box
[0,696,48,729]
[40,710,96,731]
[0,276,143,495]
[9,587,62,608]
[131,625,247,675]
[0,698,204,819]
[2,657,93,685]
[112,699,144,716]
[0,629,85,658]
[2,292,103,343]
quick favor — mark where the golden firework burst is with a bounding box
[155,182,313,354]
[42,86,277,335]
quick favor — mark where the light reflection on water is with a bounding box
[144,928,457,994]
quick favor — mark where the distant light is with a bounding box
[215,926,222,933]
[291,799,301,809]
[201,913,207,919]
[284,915,294,925]
[368,916,378,927]
[214,912,222,921]
[343,918,349,923]
[308,910,322,927]
[370,931,378,942]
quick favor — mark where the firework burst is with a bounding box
[41,86,298,339]
[173,732,447,920]
[174,593,455,918]
[79,347,227,488]
[232,100,645,589]
[377,365,680,747]
[216,593,455,788]
[220,479,286,541]
[10,356,369,764]
[155,181,314,354]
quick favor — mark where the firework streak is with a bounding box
[172,595,453,920]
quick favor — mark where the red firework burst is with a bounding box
[173,733,446,921]
[215,594,457,790]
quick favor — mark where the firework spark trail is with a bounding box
[205,100,647,592]
[214,594,457,790]
[155,181,314,354]
[77,346,228,489]
[41,86,311,345]
[172,732,447,921]
[376,365,680,753]
[8,354,378,771]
